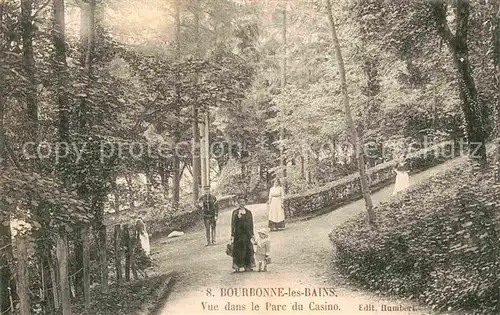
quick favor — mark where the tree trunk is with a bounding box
[145,168,152,205]
[331,138,336,168]
[491,1,500,179]
[111,177,120,212]
[172,1,181,210]
[125,175,134,208]
[325,0,376,228]
[192,0,201,203]
[431,1,487,164]
[51,258,60,310]
[172,136,181,211]
[123,225,131,281]
[98,224,108,292]
[21,0,38,140]
[204,111,210,189]
[129,229,138,280]
[15,235,29,315]
[0,227,13,315]
[192,107,201,203]
[200,122,206,189]
[280,2,287,193]
[52,0,72,311]
[300,155,304,178]
[160,163,170,199]
[56,231,70,315]
[82,227,90,310]
[77,0,95,131]
[0,92,13,315]
[73,230,83,297]
[38,250,55,315]
[53,0,70,150]
[114,225,122,286]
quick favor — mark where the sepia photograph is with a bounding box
[0,0,499,314]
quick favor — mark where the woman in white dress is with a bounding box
[392,160,410,195]
[267,179,285,231]
[136,217,150,256]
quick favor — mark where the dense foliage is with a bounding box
[1,0,498,313]
[330,159,500,314]
[72,274,173,315]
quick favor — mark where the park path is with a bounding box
[153,159,461,315]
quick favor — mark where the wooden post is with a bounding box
[16,235,29,315]
[82,227,90,310]
[56,231,71,315]
[114,225,122,286]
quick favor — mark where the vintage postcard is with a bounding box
[1,0,499,315]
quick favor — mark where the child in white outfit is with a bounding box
[254,228,271,272]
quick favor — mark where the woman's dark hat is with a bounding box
[236,194,247,201]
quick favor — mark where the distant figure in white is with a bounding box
[136,217,150,256]
[392,160,410,195]
[267,179,285,231]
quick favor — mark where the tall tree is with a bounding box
[73,0,96,302]
[52,0,72,313]
[0,2,15,314]
[15,233,29,315]
[21,0,37,140]
[280,1,287,193]
[491,1,500,178]
[325,0,376,227]
[172,0,182,210]
[191,0,201,203]
[430,0,487,163]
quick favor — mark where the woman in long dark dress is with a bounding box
[230,196,255,272]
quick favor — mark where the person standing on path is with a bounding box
[254,228,271,272]
[230,195,255,272]
[392,159,410,195]
[199,187,219,246]
[267,179,285,231]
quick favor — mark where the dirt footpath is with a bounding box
[153,161,457,315]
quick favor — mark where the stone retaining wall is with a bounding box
[147,194,236,239]
[283,141,456,218]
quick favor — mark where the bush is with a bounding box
[72,274,172,315]
[330,161,500,314]
[216,158,265,202]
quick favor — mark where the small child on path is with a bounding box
[254,228,271,272]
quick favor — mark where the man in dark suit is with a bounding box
[199,187,219,246]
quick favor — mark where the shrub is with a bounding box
[216,158,263,200]
[72,274,171,315]
[330,161,500,314]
